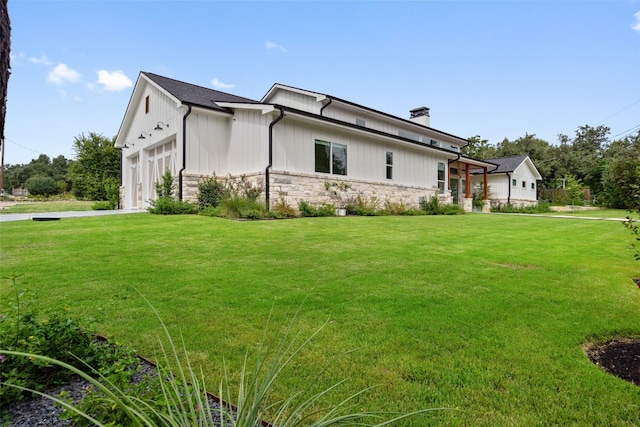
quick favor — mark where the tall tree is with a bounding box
[601,131,640,209]
[0,0,11,192]
[463,135,496,159]
[69,133,120,200]
[556,125,609,193]
[494,133,554,187]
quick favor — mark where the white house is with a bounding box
[470,155,542,208]
[114,72,496,212]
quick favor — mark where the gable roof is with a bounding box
[142,72,258,112]
[484,155,529,174]
[470,155,542,179]
[262,83,469,144]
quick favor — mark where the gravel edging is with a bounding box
[5,358,240,427]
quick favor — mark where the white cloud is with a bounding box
[633,11,640,32]
[95,70,133,92]
[47,63,81,85]
[28,54,52,66]
[266,41,287,53]
[211,78,234,90]
[10,51,25,62]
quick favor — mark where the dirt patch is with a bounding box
[585,338,640,385]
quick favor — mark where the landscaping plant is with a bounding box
[0,276,137,414]
[2,291,442,426]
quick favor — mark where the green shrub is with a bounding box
[298,200,336,217]
[271,194,297,218]
[197,174,228,209]
[92,200,115,210]
[224,174,263,201]
[147,197,198,215]
[24,175,59,197]
[347,194,379,216]
[439,204,465,215]
[3,293,439,426]
[421,195,441,215]
[147,171,197,215]
[0,277,137,409]
[420,195,464,215]
[492,202,552,214]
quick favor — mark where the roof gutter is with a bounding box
[265,107,285,210]
[178,104,192,201]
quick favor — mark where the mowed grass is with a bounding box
[547,208,634,219]
[0,200,94,214]
[1,214,639,425]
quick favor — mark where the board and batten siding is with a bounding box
[226,109,271,175]
[120,82,183,209]
[509,163,539,202]
[272,118,450,190]
[322,103,462,152]
[268,90,322,115]
[185,108,231,176]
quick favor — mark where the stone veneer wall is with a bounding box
[268,170,438,210]
[122,171,451,212]
[489,198,538,209]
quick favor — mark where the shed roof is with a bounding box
[142,72,258,111]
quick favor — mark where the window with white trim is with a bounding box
[315,140,347,176]
[437,162,446,194]
[386,152,393,180]
[512,179,517,187]
[522,181,527,189]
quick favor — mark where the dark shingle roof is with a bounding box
[470,155,529,174]
[143,72,258,112]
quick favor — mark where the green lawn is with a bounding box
[547,208,634,219]
[1,214,639,425]
[0,200,94,214]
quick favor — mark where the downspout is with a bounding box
[320,97,332,116]
[507,172,511,205]
[265,107,285,210]
[178,104,192,201]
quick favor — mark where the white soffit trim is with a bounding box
[460,157,497,169]
[216,103,276,115]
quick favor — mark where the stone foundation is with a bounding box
[268,170,438,210]
[489,198,538,209]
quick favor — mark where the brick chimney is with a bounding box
[409,106,430,127]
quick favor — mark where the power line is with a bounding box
[4,137,46,156]
[596,98,640,126]
[611,123,640,140]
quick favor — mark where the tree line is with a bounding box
[462,125,640,210]
[1,133,120,201]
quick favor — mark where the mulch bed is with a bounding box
[585,338,640,385]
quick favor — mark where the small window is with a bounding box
[355,118,366,127]
[437,162,446,194]
[145,95,150,114]
[512,179,517,187]
[386,152,393,180]
[531,182,535,190]
[522,181,526,189]
[450,168,459,175]
[315,140,347,176]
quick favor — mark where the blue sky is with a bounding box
[4,0,640,165]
